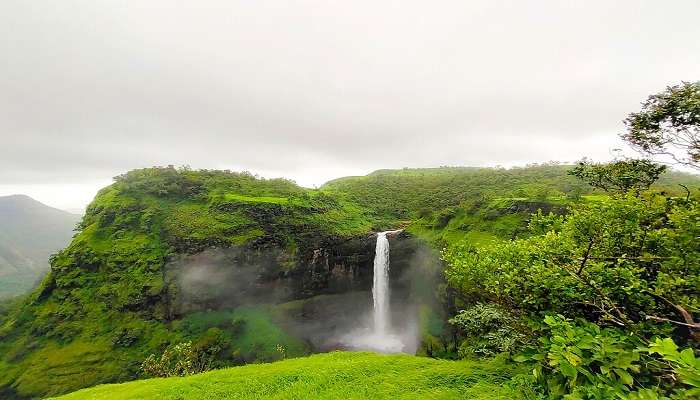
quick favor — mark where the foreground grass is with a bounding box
[53,352,522,400]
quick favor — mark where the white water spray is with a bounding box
[339,230,405,353]
[372,231,392,335]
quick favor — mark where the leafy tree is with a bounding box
[568,159,666,194]
[443,194,700,341]
[623,81,700,170]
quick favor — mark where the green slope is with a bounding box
[52,352,523,400]
[322,165,698,228]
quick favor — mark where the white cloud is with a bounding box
[1,0,699,208]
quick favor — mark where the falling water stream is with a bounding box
[372,231,392,335]
[340,230,405,353]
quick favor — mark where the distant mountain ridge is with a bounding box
[0,194,80,298]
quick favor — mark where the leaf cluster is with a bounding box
[449,303,526,357]
[623,81,700,170]
[515,316,699,399]
[568,160,667,194]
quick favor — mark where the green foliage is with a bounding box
[142,342,204,377]
[646,337,700,396]
[445,192,700,398]
[444,194,699,340]
[0,167,361,398]
[623,81,700,169]
[53,352,523,400]
[407,197,566,249]
[516,316,644,399]
[569,159,667,194]
[141,338,224,378]
[449,303,526,357]
[323,164,592,224]
[324,164,697,226]
[515,316,699,399]
[0,339,126,399]
[177,307,308,363]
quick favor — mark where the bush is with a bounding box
[515,316,699,399]
[444,195,700,342]
[449,303,526,357]
[141,342,200,378]
[141,331,229,378]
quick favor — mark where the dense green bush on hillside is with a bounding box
[444,193,699,397]
[408,196,571,249]
[515,316,699,399]
[444,194,699,335]
[114,166,304,200]
[0,167,369,398]
[449,303,526,357]
[141,341,213,378]
[323,165,589,222]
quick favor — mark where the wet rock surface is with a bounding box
[166,231,427,316]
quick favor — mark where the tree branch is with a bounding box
[646,291,700,342]
[678,184,690,201]
[577,239,595,275]
[645,315,700,329]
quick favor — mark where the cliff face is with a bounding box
[166,231,424,318]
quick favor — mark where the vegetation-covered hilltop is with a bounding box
[325,164,697,246]
[0,163,698,399]
[0,167,376,398]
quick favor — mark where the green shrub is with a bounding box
[141,338,223,378]
[640,337,700,399]
[449,303,526,357]
[515,316,699,399]
[444,195,700,341]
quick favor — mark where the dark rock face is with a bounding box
[294,234,375,296]
[166,231,426,316]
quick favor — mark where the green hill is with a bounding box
[52,352,522,400]
[322,164,698,225]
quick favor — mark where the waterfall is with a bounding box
[339,229,407,353]
[372,231,391,335]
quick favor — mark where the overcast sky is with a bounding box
[1,1,699,211]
